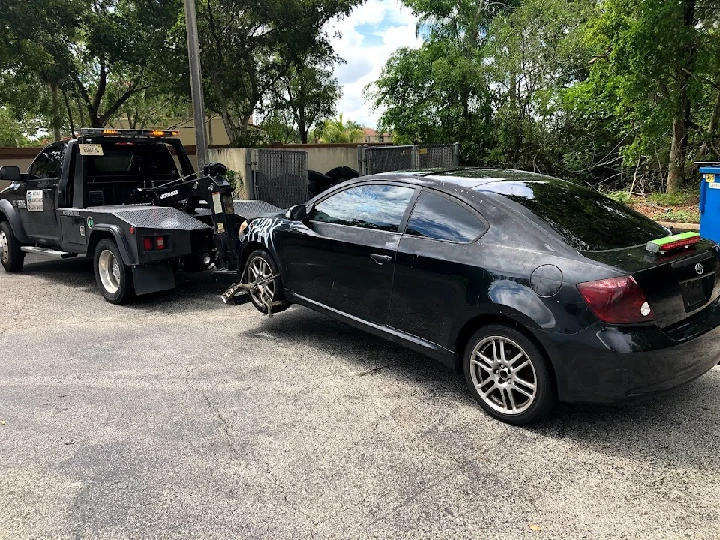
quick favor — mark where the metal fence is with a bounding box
[247,149,308,208]
[358,143,460,175]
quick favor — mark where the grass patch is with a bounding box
[647,190,699,206]
[606,190,632,204]
[655,208,700,223]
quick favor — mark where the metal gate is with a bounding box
[358,143,460,175]
[247,149,308,208]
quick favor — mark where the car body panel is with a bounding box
[241,169,720,404]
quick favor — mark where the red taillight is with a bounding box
[143,237,153,251]
[156,236,166,250]
[657,237,700,252]
[577,276,654,324]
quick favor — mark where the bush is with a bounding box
[606,190,632,204]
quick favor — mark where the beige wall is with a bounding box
[110,116,232,147]
[208,148,248,198]
[304,146,358,174]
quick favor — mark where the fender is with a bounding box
[87,224,137,266]
[0,199,31,243]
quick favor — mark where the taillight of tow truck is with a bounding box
[142,236,167,250]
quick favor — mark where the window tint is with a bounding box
[86,143,179,178]
[406,191,485,242]
[311,184,415,232]
[479,180,668,251]
[29,143,65,179]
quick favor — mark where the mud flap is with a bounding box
[133,263,176,296]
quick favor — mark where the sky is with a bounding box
[323,0,422,130]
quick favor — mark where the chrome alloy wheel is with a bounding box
[0,230,7,264]
[469,336,537,415]
[248,256,275,307]
[98,249,121,294]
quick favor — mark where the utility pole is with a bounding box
[183,0,208,169]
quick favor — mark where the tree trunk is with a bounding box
[50,83,61,141]
[62,90,75,137]
[666,0,696,194]
[298,110,307,144]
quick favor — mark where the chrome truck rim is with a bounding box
[0,230,7,263]
[470,336,537,415]
[248,257,275,307]
[98,249,121,294]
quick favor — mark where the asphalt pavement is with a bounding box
[1,256,720,539]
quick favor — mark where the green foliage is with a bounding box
[606,191,632,204]
[656,208,700,224]
[373,0,720,193]
[196,0,360,147]
[0,0,183,136]
[260,111,302,144]
[0,108,31,147]
[312,115,364,143]
[225,169,244,196]
[265,55,341,144]
[647,191,699,207]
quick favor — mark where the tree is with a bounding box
[196,0,361,147]
[0,0,183,134]
[259,110,301,144]
[582,0,720,192]
[268,55,341,144]
[312,115,363,143]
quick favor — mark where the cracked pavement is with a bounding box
[1,256,720,539]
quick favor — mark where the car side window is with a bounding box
[405,191,486,243]
[310,184,415,233]
[29,143,65,180]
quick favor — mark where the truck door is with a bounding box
[19,143,65,243]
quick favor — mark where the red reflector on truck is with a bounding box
[156,236,165,250]
[143,237,153,251]
[577,276,654,324]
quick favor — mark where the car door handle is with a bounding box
[370,254,393,265]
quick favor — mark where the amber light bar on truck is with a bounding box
[79,128,180,138]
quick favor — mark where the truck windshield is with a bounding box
[86,142,180,179]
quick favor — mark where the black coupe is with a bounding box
[240,168,720,424]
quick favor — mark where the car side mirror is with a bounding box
[286,204,308,221]
[0,166,21,182]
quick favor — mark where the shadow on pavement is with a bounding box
[21,257,236,313]
[255,307,720,472]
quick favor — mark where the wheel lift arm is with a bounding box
[136,163,241,271]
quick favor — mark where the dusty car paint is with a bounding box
[241,169,720,404]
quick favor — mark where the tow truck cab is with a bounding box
[0,129,225,303]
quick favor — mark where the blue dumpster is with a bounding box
[699,165,720,243]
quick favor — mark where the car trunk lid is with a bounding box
[582,239,720,329]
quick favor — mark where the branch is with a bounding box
[98,83,149,126]
[93,62,107,113]
[682,67,720,90]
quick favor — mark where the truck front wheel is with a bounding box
[0,221,24,272]
[94,239,134,304]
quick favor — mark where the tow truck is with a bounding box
[0,129,279,304]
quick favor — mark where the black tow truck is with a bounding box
[0,129,278,304]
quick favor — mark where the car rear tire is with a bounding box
[463,324,556,425]
[94,239,134,305]
[0,221,24,272]
[244,248,290,314]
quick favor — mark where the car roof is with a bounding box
[373,167,563,193]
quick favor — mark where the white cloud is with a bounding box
[325,0,421,128]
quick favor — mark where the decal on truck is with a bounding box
[26,190,43,212]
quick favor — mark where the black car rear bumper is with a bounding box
[543,300,720,404]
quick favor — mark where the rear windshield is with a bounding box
[478,180,668,251]
[85,142,180,180]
